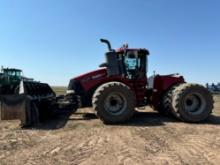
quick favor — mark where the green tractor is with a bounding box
[0,67,26,95]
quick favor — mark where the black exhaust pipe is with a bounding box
[100,39,114,52]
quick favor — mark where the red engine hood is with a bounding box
[73,68,107,82]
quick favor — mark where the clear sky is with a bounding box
[0,0,219,86]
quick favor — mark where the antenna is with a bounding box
[123,43,129,49]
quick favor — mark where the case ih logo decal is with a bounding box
[81,73,106,83]
[91,73,106,80]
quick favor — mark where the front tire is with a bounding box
[92,82,135,124]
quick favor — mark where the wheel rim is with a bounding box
[184,93,206,115]
[104,92,127,115]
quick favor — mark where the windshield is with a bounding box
[125,51,138,70]
[4,70,21,77]
[15,71,21,76]
[125,58,137,70]
[124,50,147,79]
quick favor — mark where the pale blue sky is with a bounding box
[0,0,219,86]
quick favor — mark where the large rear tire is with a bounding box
[92,82,135,124]
[171,83,214,122]
[153,84,179,115]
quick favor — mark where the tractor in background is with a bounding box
[0,67,23,95]
[0,67,34,95]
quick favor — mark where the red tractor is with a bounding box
[66,39,213,124]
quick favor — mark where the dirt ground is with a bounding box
[0,95,220,165]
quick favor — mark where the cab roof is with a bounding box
[116,48,150,55]
[3,68,22,72]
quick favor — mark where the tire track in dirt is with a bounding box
[116,138,143,165]
[173,134,220,164]
[107,128,150,165]
[165,122,220,164]
[133,126,180,164]
[0,95,220,165]
[133,121,220,164]
[66,133,110,164]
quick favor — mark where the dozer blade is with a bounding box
[0,81,56,127]
[0,95,27,125]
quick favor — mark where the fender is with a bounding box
[153,74,185,92]
[150,74,185,108]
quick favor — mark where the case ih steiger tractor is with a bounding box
[65,39,213,123]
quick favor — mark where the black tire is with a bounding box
[92,82,135,124]
[171,83,214,122]
[153,84,179,115]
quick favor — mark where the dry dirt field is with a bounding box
[0,93,220,165]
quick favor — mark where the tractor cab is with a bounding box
[117,47,149,79]
[2,68,22,79]
[0,68,23,84]
[100,39,149,80]
[0,68,23,95]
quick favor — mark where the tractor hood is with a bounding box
[68,68,108,92]
[73,68,107,82]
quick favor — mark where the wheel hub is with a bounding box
[184,93,206,115]
[104,92,127,115]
